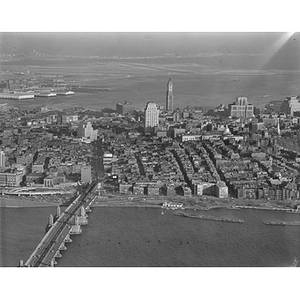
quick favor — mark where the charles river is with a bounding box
[2,206,300,267]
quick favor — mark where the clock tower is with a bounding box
[166,78,174,112]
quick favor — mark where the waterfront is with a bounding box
[1,56,300,111]
[2,206,300,267]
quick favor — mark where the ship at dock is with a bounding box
[0,92,34,100]
[34,92,57,98]
[33,90,74,98]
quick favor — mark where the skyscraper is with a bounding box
[280,96,300,117]
[228,97,254,119]
[77,121,98,141]
[0,151,5,168]
[116,100,134,115]
[144,101,159,134]
[166,78,174,111]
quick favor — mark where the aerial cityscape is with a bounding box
[1,32,300,268]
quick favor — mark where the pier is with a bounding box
[21,182,98,267]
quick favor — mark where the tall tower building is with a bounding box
[144,101,159,134]
[0,151,5,168]
[166,78,174,112]
[116,100,134,115]
[228,97,254,119]
[77,121,98,141]
[280,96,300,117]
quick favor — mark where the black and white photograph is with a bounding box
[1,1,299,299]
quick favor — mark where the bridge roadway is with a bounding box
[24,182,98,267]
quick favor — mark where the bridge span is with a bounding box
[20,182,98,267]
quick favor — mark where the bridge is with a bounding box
[20,182,99,267]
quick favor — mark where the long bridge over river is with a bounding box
[20,182,99,267]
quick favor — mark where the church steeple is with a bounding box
[277,120,281,135]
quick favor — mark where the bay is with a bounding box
[1,57,300,111]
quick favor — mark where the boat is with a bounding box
[72,86,111,93]
[263,221,300,226]
[34,92,57,97]
[57,91,75,96]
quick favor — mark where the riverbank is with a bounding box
[92,196,300,214]
[2,193,300,214]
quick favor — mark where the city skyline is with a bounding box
[0,30,300,292]
[1,0,299,295]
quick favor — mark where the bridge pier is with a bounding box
[54,250,62,258]
[59,242,67,251]
[76,206,88,225]
[69,215,82,234]
[64,234,72,243]
[85,205,92,213]
[45,214,54,233]
[50,258,57,267]
[70,225,82,235]
[19,260,24,267]
[54,206,61,222]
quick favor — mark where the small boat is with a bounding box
[161,210,164,215]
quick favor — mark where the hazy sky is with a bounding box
[0,32,299,70]
[0,33,297,55]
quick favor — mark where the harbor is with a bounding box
[0,91,74,100]
[0,93,34,100]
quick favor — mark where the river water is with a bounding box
[1,206,300,267]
